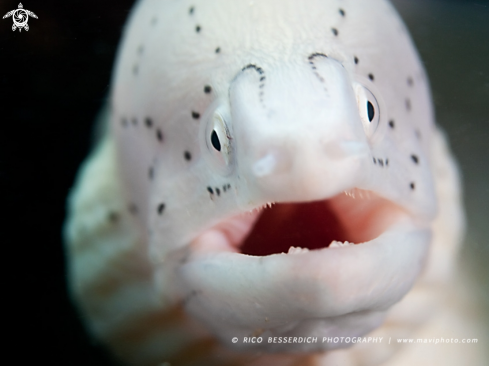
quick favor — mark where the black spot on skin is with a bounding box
[227,184,231,189]
[192,111,200,119]
[156,128,163,142]
[331,28,338,36]
[367,101,375,122]
[373,157,377,164]
[215,47,221,53]
[133,65,138,75]
[182,290,200,306]
[211,130,221,151]
[121,118,128,127]
[260,76,266,82]
[386,159,389,166]
[308,53,327,61]
[308,54,332,86]
[204,85,212,94]
[128,203,138,215]
[179,252,190,265]
[354,56,359,64]
[407,77,414,86]
[132,118,138,125]
[157,203,165,215]
[195,25,201,33]
[241,64,265,107]
[411,154,419,164]
[216,188,221,196]
[410,182,416,190]
[189,6,194,15]
[378,159,384,167]
[184,151,192,161]
[242,64,265,75]
[145,118,153,128]
[108,212,119,223]
[149,167,154,180]
[207,187,214,195]
[389,120,395,129]
[368,73,374,81]
[406,98,411,111]
[339,9,345,16]
[223,185,227,192]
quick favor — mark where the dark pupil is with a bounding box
[367,101,375,122]
[211,130,221,151]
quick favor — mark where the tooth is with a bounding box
[329,240,353,248]
[287,246,309,254]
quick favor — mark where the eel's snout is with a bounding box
[230,58,370,205]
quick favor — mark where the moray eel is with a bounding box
[64,0,484,365]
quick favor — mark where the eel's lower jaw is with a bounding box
[175,190,431,352]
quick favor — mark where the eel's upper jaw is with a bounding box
[168,190,431,352]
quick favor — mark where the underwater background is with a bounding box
[1,0,487,364]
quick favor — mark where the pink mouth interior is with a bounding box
[239,190,405,256]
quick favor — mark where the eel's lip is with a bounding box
[170,190,431,351]
[186,219,430,316]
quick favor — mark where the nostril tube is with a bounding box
[252,149,291,178]
[253,153,278,177]
[323,140,369,160]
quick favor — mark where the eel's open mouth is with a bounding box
[180,189,430,352]
[203,188,407,256]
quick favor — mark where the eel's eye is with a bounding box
[355,84,380,138]
[211,130,221,151]
[200,103,234,175]
[206,111,232,169]
[367,100,375,122]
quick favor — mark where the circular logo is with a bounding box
[3,4,38,32]
[12,9,28,28]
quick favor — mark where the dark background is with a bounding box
[1,0,488,364]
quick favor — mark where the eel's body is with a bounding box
[64,0,485,364]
